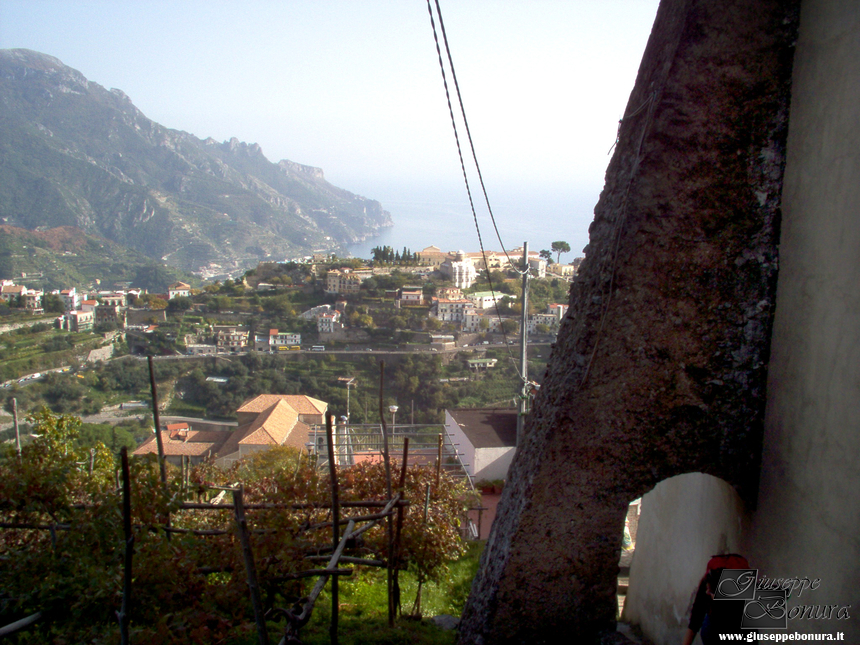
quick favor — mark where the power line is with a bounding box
[424,0,528,383]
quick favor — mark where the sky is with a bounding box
[0,0,660,259]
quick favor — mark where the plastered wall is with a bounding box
[749,0,860,637]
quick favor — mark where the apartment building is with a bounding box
[440,251,477,289]
[214,326,249,352]
[325,268,372,295]
[432,297,475,324]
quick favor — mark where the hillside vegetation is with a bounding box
[0,225,193,291]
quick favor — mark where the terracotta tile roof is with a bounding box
[239,399,298,446]
[237,394,327,417]
[283,420,312,451]
[133,430,231,457]
[134,395,328,464]
[216,429,244,461]
[352,451,437,467]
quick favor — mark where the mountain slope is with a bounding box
[0,225,195,292]
[0,49,392,274]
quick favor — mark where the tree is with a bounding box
[551,240,571,264]
[209,295,232,313]
[141,294,168,310]
[42,293,66,313]
[501,318,519,334]
[539,249,553,264]
[167,295,192,312]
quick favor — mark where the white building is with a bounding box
[444,408,518,483]
[168,282,192,299]
[463,310,501,333]
[466,291,511,310]
[432,297,475,324]
[527,313,559,334]
[547,302,569,321]
[527,256,547,278]
[317,312,341,333]
[58,288,79,311]
[440,251,477,289]
[397,286,424,306]
[0,284,27,304]
[300,304,334,320]
[269,329,301,349]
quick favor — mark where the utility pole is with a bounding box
[517,242,530,445]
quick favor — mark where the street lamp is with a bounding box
[389,405,399,432]
[338,376,356,421]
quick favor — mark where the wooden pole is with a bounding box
[147,355,170,539]
[279,519,356,645]
[325,414,340,645]
[435,433,443,490]
[118,447,134,645]
[392,438,409,618]
[377,361,395,627]
[147,356,167,487]
[233,485,269,645]
[12,398,20,458]
[0,612,43,637]
[412,483,433,617]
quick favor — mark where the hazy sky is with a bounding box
[0,0,660,256]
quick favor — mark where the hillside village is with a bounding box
[0,244,578,359]
[0,243,579,488]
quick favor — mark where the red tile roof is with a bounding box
[133,429,231,457]
[237,394,327,417]
[134,395,327,464]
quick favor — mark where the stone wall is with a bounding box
[620,4,860,642]
[457,0,799,642]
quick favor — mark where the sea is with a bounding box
[344,188,598,262]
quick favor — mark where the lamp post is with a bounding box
[389,405,398,433]
[338,376,356,421]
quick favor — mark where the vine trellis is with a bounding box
[0,361,469,644]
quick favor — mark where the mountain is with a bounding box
[0,225,195,293]
[0,49,392,275]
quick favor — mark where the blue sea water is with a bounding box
[345,188,597,262]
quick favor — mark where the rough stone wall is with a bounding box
[457,0,799,642]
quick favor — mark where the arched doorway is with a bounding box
[621,473,748,645]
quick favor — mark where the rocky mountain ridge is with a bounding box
[0,49,392,275]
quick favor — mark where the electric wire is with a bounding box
[432,0,529,276]
[425,0,527,384]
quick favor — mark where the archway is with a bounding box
[621,473,749,645]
